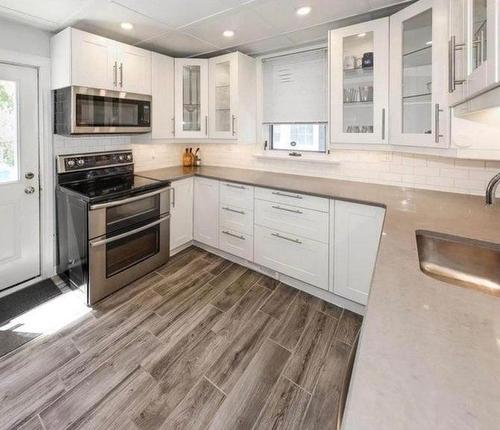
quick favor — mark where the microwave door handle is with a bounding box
[89,186,171,210]
[89,214,170,247]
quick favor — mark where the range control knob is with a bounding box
[118,154,125,162]
[77,159,85,167]
[66,159,76,168]
[126,154,132,161]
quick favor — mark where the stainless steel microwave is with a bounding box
[54,86,151,135]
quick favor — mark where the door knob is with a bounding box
[25,172,34,180]
[24,186,36,194]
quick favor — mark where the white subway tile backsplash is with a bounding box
[53,135,498,197]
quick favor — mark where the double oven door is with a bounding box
[88,186,170,304]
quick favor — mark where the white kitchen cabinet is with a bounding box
[330,18,390,144]
[152,52,175,139]
[255,199,329,244]
[448,0,500,105]
[117,43,152,95]
[331,200,385,305]
[174,59,209,139]
[255,225,329,291]
[51,27,151,94]
[389,0,449,147]
[170,178,193,251]
[254,187,329,212]
[208,52,257,142]
[219,228,254,261]
[193,177,219,248]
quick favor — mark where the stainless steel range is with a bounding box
[56,150,171,305]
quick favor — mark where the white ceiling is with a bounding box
[0,0,410,57]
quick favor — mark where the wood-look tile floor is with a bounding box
[0,247,363,430]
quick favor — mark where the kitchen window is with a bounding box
[262,48,328,153]
[270,123,327,152]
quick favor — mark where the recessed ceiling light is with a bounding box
[121,22,133,30]
[296,6,312,16]
[358,33,367,38]
[223,30,235,38]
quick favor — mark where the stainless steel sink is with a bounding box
[416,230,500,297]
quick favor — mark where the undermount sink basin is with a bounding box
[416,230,500,297]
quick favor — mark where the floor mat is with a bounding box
[0,279,63,357]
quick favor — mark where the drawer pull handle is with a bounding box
[222,231,246,240]
[222,206,245,215]
[272,191,303,199]
[272,205,303,214]
[226,183,246,190]
[271,232,302,244]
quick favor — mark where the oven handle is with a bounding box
[89,214,170,247]
[89,186,172,210]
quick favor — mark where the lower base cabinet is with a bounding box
[169,177,193,250]
[219,228,253,261]
[330,199,385,305]
[193,177,219,248]
[254,225,329,291]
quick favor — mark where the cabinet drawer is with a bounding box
[220,181,254,210]
[219,228,253,261]
[255,199,328,243]
[220,204,253,235]
[255,187,329,212]
[254,225,328,290]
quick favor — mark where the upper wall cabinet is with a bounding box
[174,58,209,139]
[389,0,449,148]
[448,0,500,105]
[209,52,257,143]
[152,52,175,139]
[51,28,151,95]
[330,18,389,145]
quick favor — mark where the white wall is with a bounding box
[0,17,51,58]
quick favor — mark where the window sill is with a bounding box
[253,152,340,164]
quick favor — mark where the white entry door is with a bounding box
[0,63,39,290]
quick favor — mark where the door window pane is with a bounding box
[342,31,374,134]
[182,65,201,132]
[472,0,487,70]
[402,9,432,134]
[0,80,18,183]
[215,61,231,132]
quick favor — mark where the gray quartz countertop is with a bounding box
[138,165,500,429]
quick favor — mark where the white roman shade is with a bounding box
[262,48,328,124]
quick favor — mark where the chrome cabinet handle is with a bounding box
[24,186,36,195]
[232,115,236,136]
[113,61,118,87]
[171,117,175,136]
[434,103,444,144]
[222,206,245,215]
[205,116,208,136]
[222,230,245,240]
[170,186,176,208]
[448,36,465,93]
[90,186,171,210]
[272,205,303,214]
[225,183,246,190]
[90,214,170,247]
[119,63,123,87]
[272,191,302,199]
[271,232,302,244]
[381,108,386,140]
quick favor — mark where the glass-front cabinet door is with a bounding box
[390,0,448,147]
[209,53,238,139]
[330,18,389,144]
[174,59,208,138]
